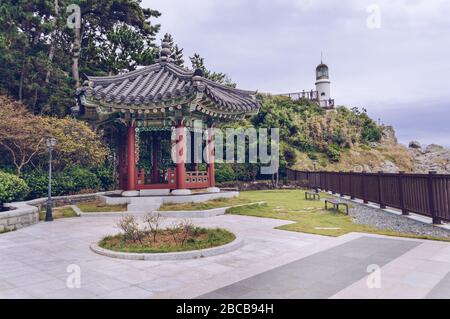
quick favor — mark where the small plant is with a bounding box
[166,218,195,246]
[167,220,182,245]
[116,215,143,244]
[143,213,163,243]
[179,219,194,246]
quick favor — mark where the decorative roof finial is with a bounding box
[321,51,323,64]
[159,33,173,63]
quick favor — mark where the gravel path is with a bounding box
[336,198,450,239]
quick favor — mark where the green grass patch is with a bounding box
[39,206,78,220]
[159,197,252,211]
[77,201,127,212]
[227,190,450,242]
[98,227,235,253]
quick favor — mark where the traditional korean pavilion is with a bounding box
[76,36,260,195]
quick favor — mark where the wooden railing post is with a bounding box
[378,171,386,209]
[349,171,355,199]
[398,171,408,215]
[339,171,344,197]
[332,173,336,194]
[362,171,368,204]
[428,171,441,224]
[306,171,310,188]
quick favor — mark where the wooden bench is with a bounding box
[325,199,349,215]
[305,191,320,201]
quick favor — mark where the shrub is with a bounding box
[22,171,50,199]
[22,166,102,199]
[0,171,29,205]
[215,164,236,183]
[326,144,341,162]
[92,166,115,190]
[66,166,101,192]
[361,120,382,143]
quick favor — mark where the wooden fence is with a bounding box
[286,169,450,224]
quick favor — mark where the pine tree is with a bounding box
[189,53,236,87]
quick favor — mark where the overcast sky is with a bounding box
[144,0,450,147]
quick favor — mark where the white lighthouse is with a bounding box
[315,59,333,108]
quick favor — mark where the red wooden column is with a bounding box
[207,127,215,187]
[126,124,137,191]
[175,121,186,189]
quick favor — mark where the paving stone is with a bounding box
[199,237,420,299]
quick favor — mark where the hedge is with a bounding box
[22,166,112,200]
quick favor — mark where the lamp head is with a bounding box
[46,137,57,148]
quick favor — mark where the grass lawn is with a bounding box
[226,190,450,242]
[159,197,253,211]
[39,206,78,220]
[77,201,127,212]
[99,227,235,253]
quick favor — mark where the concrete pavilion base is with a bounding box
[171,189,192,196]
[121,190,140,197]
[98,191,239,214]
[207,187,221,193]
[140,189,171,196]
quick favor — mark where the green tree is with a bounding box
[0,0,161,115]
[73,0,161,78]
[189,53,236,87]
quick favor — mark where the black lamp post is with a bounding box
[45,137,57,222]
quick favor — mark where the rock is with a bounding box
[408,143,450,174]
[425,144,444,153]
[380,126,398,145]
[379,160,400,173]
[408,141,422,149]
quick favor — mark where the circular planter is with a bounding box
[90,235,244,261]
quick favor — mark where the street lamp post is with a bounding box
[45,137,57,222]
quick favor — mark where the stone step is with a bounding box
[127,204,160,213]
[127,197,163,213]
[139,189,171,196]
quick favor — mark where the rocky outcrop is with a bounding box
[380,125,398,145]
[408,142,450,174]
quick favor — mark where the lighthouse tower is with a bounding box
[315,59,333,108]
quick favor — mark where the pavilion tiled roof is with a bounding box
[78,62,259,113]
[77,35,260,119]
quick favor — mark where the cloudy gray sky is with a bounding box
[144,0,450,147]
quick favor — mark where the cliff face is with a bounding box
[292,125,450,174]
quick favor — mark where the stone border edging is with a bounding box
[90,235,244,261]
[75,201,266,218]
[155,202,266,218]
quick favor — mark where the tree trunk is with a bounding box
[45,0,59,83]
[72,27,81,87]
[19,59,26,101]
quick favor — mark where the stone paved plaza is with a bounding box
[1,214,450,299]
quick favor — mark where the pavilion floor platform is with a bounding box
[98,190,239,214]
